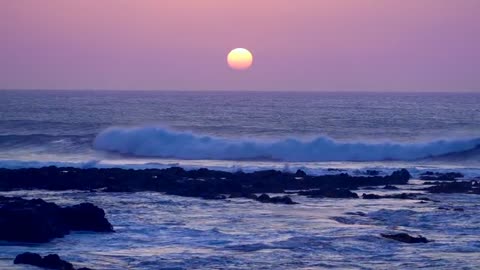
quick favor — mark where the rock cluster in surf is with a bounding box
[0,196,113,243]
[0,167,411,204]
[14,252,94,270]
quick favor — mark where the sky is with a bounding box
[1,0,479,92]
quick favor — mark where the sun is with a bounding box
[227,48,253,70]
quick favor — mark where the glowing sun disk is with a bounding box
[227,48,253,70]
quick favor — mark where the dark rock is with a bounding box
[255,194,297,204]
[14,252,42,267]
[362,193,419,200]
[366,170,380,176]
[0,196,113,243]
[42,254,74,270]
[14,253,74,270]
[388,193,418,200]
[268,195,296,204]
[299,189,359,199]
[381,233,429,243]
[0,197,69,243]
[390,169,412,182]
[0,167,411,201]
[327,168,345,172]
[61,203,114,232]
[427,181,479,194]
[295,169,307,177]
[256,193,271,202]
[362,193,382,199]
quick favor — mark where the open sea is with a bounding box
[0,90,479,269]
[0,90,479,176]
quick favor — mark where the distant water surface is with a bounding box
[0,90,479,175]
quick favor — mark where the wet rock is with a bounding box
[14,252,42,267]
[388,193,418,199]
[268,195,296,204]
[256,194,297,204]
[256,193,271,203]
[0,197,69,243]
[362,193,419,200]
[295,169,307,177]
[427,181,479,194]
[327,168,345,172]
[0,166,411,201]
[61,203,113,232]
[380,233,429,243]
[42,254,75,270]
[0,196,113,243]
[390,169,412,183]
[299,189,359,199]
[366,170,380,176]
[14,253,74,270]
[362,193,382,199]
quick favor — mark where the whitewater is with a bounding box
[93,126,480,162]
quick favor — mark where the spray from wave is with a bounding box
[93,126,480,162]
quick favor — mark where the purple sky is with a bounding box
[1,0,479,91]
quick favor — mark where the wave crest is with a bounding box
[93,126,480,162]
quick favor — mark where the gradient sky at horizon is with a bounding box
[1,0,479,92]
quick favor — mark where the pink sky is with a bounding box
[1,0,479,91]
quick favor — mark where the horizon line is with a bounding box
[1,88,479,94]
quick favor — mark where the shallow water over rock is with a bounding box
[0,185,479,269]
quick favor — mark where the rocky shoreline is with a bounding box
[0,166,477,269]
[0,166,475,202]
[0,166,412,201]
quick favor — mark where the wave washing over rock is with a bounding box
[93,126,480,162]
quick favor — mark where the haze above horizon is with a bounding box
[1,0,479,92]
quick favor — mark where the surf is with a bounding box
[93,126,480,162]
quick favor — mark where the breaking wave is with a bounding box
[92,126,480,162]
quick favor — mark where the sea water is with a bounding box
[0,90,479,176]
[0,90,479,269]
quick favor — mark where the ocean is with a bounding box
[1,90,480,269]
[0,90,479,176]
